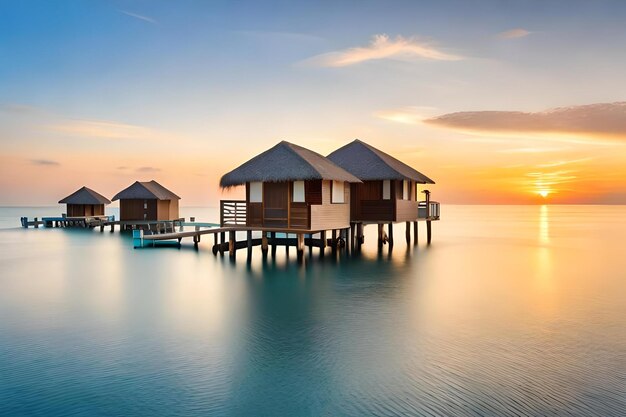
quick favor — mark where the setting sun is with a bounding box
[538,190,550,198]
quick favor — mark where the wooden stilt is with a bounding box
[220,231,225,255]
[271,232,277,257]
[308,234,313,257]
[427,221,432,244]
[413,221,418,245]
[247,230,252,256]
[406,222,411,244]
[229,230,236,257]
[320,231,326,257]
[297,233,304,262]
[350,223,356,252]
[261,232,268,255]
[331,229,337,251]
[378,223,384,247]
[388,222,394,247]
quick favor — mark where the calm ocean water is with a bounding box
[0,205,625,416]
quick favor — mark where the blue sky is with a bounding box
[2,0,626,204]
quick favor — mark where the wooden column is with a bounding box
[331,229,337,251]
[413,221,418,245]
[320,231,326,257]
[247,230,252,257]
[387,222,394,247]
[405,222,411,244]
[377,224,384,247]
[261,232,268,255]
[427,221,432,244]
[220,231,226,255]
[271,232,277,257]
[308,234,313,257]
[228,230,236,257]
[213,233,219,255]
[350,223,356,252]
[296,233,304,262]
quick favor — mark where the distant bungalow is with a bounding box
[58,186,111,217]
[220,141,361,232]
[112,180,180,222]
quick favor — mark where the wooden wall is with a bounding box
[66,204,105,217]
[396,199,419,222]
[309,180,350,231]
[120,199,157,221]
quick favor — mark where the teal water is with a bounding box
[1,205,625,416]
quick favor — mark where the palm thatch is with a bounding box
[112,180,180,201]
[220,141,361,188]
[327,139,435,184]
[58,186,111,205]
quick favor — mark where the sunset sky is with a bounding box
[1,0,626,206]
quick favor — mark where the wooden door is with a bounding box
[263,182,289,227]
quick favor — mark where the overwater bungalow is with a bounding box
[112,180,180,222]
[59,186,111,217]
[219,141,361,232]
[327,139,439,244]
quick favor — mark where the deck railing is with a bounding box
[418,201,440,220]
[220,200,247,227]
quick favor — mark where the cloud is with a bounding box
[302,34,462,67]
[136,166,160,173]
[374,106,439,124]
[47,119,158,140]
[2,104,40,114]
[498,28,531,39]
[119,10,157,24]
[424,102,626,139]
[31,159,60,166]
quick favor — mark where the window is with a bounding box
[332,180,345,203]
[249,181,262,203]
[402,180,409,200]
[143,200,148,210]
[382,180,391,200]
[292,181,305,202]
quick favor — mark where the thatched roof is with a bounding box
[58,186,111,205]
[220,141,361,187]
[112,180,180,201]
[327,139,435,184]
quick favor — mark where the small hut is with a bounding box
[220,141,361,231]
[327,139,435,223]
[112,180,180,221]
[58,186,111,217]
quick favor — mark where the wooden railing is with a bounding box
[220,200,247,226]
[418,201,440,220]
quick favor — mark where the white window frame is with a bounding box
[331,180,345,203]
[249,181,263,203]
[402,180,409,200]
[382,180,391,200]
[292,181,305,203]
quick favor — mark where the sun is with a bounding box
[538,190,550,198]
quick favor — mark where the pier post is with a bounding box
[387,222,394,247]
[247,231,252,257]
[331,230,337,252]
[405,222,411,244]
[378,224,384,247]
[427,221,432,244]
[271,232,277,257]
[296,233,304,262]
[308,234,313,257]
[34,218,38,228]
[320,231,326,257]
[413,221,418,245]
[350,223,355,252]
[261,232,268,255]
[220,232,225,255]
[229,230,236,257]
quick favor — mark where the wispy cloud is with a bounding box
[498,28,531,39]
[31,159,60,166]
[136,166,160,173]
[498,147,567,154]
[2,103,40,114]
[119,10,157,24]
[301,34,462,67]
[536,158,593,168]
[374,106,439,124]
[47,119,159,140]
[425,102,626,140]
